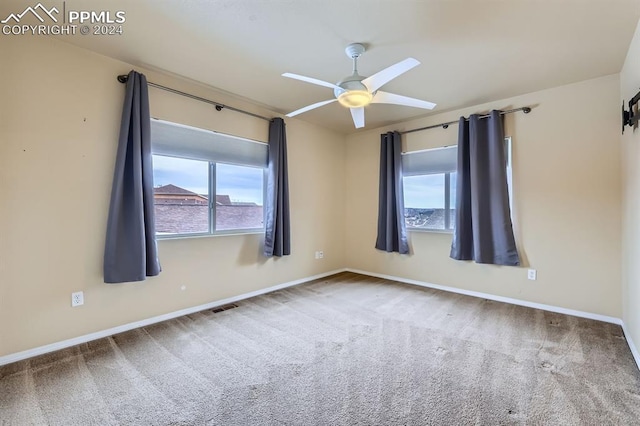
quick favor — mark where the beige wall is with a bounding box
[0,36,346,357]
[345,74,622,317]
[621,19,640,357]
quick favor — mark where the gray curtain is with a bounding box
[104,70,161,283]
[264,117,291,257]
[375,131,409,254]
[450,110,519,265]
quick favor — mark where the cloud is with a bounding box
[216,163,263,205]
[153,155,209,194]
[403,173,457,208]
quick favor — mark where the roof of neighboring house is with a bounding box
[216,195,231,205]
[154,184,199,196]
[154,185,240,206]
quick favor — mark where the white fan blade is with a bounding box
[350,107,365,128]
[372,91,436,110]
[282,73,341,91]
[285,99,337,117]
[362,58,420,92]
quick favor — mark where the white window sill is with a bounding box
[157,229,264,240]
[407,227,453,235]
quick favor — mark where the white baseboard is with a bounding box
[0,268,347,367]
[621,322,640,371]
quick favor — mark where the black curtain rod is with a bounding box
[117,74,272,122]
[400,106,532,135]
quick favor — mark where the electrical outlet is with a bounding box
[527,269,537,281]
[71,291,84,307]
[315,250,325,259]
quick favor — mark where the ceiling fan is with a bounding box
[282,43,436,129]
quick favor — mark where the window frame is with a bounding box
[150,119,268,239]
[153,155,267,239]
[209,161,268,237]
[403,137,512,234]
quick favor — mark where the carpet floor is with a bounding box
[1,272,639,425]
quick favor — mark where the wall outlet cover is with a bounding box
[71,291,84,307]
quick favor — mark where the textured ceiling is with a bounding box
[3,0,640,134]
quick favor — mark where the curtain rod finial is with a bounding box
[117,75,128,83]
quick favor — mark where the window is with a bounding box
[215,163,265,231]
[403,172,456,231]
[153,156,210,235]
[402,137,512,232]
[150,119,267,237]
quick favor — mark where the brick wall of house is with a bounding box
[217,205,264,230]
[155,204,264,234]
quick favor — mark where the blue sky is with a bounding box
[152,155,264,205]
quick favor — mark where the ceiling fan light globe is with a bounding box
[337,90,373,108]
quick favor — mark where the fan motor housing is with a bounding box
[334,76,369,98]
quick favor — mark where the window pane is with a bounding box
[215,163,264,231]
[403,174,446,230]
[449,172,457,230]
[152,155,210,235]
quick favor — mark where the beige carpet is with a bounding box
[1,272,639,425]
